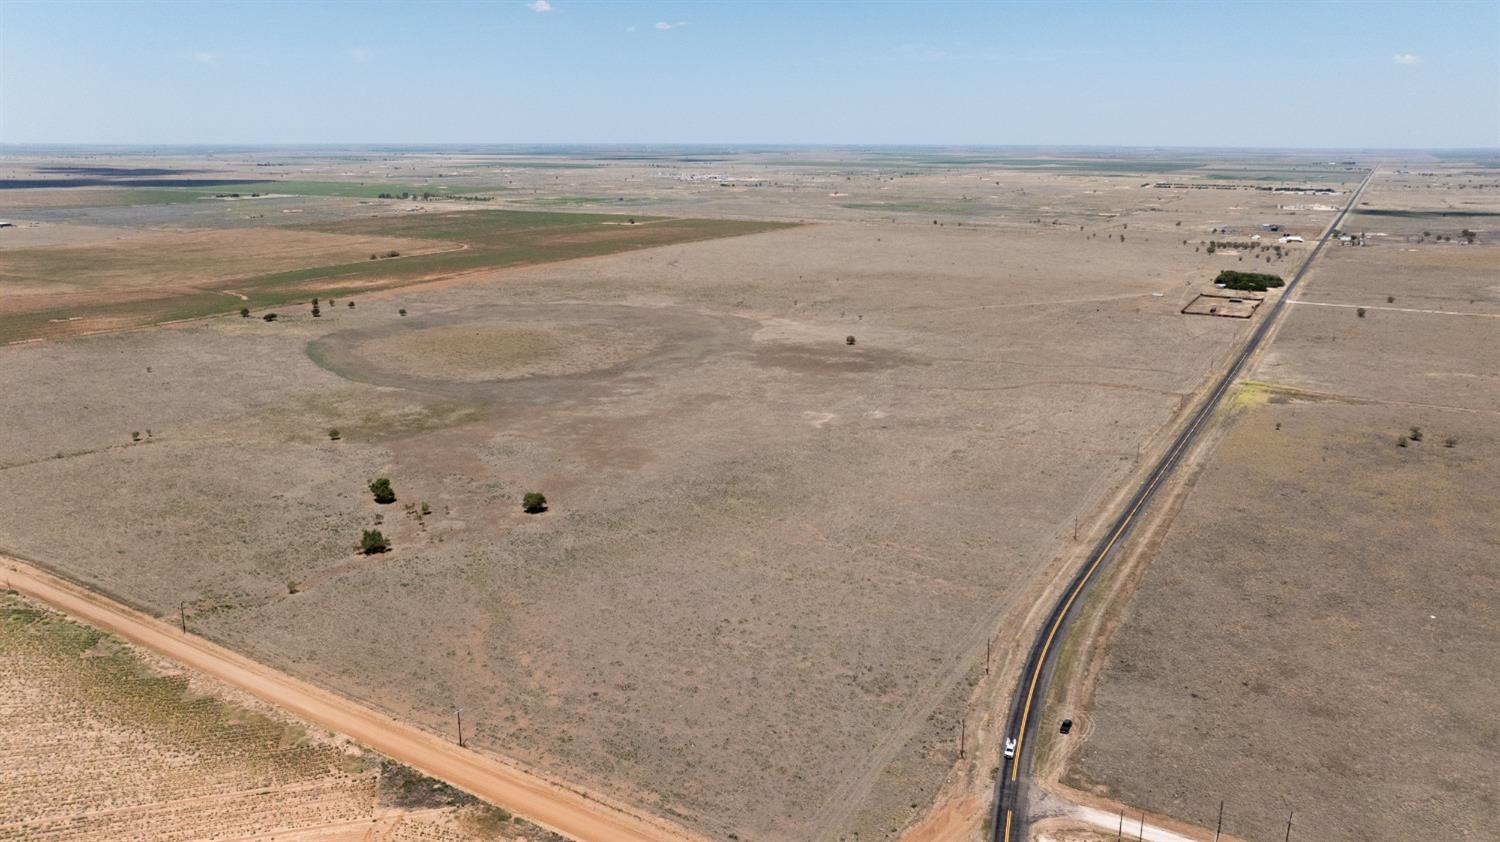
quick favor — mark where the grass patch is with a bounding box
[515,196,627,206]
[841,201,993,216]
[0,210,794,343]
[1227,380,1309,412]
[185,181,512,199]
[4,181,514,208]
[377,757,477,809]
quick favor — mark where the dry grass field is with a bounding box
[1063,165,1499,841]
[0,588,563,842]
[0,148,1389,841]
[0,228,449,295]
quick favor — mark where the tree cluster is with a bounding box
[1214,270,1285,292]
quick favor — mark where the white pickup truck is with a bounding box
[1004,737,1017,759]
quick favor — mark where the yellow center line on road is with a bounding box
[996,165,1374,840]
[1008,401,1196,783]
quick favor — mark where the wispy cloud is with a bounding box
[625,25,637,33]
[893,42,1091,63]
[345,47,372,63]
[1393,52,1421,65]
[528,0,553,11]
[189,51,223,65]
[655,21,687,30]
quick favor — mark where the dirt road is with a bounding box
[1,554,704,842]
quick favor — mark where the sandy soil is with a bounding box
[1,557,701,842]
[0,583,568,842]
[349,321,659,383]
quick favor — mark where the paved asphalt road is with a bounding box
[990,167,1377,842]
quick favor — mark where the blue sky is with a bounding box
[2,0,1496,148]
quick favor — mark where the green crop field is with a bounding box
[0,210,794,344]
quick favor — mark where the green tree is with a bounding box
[369,477,396,504]
[240,308,250,318]
[522,492,548,514]
[360,529,391,554]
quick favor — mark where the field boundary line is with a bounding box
[1288,300,1500,319]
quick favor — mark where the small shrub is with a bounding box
[369,477,396,504]
[1397,435,1408,448]
[845,335,856,345]
[1356,307,1367,318]
[522,492,548,514]
[328,428,341,441]
[239,308,250,318]
[399,308,407,316]
[287,579,300,594]
[347,301,355,308]
[311,305,321,318]
[1408,426,1423,442]
[1444,437,1457,448]
[263,313,278,322]
[1387,295,1395,303]
[420,501,431,516]
[131,431,141,442]
[360,529,390,554]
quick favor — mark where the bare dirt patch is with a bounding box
[347,322,658,383]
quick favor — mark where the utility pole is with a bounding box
[179,601,186,633]
[1116,812,1123,840]
[455,708,464,747]
[1284,810,1293,842]
[985,637,991,675]
[1213,801,1224,842]
[1138,814,1144,842]
[958,718,965,758]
